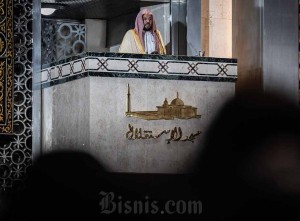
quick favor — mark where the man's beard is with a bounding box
[143,24,151,31]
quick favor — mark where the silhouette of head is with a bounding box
[192,93,300,220]
[7,150,109,221]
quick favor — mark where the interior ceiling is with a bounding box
[41,0,170,20]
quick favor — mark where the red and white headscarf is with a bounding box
[134,8,160,52]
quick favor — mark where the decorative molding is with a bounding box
[39,54,238,88]
[0,0,13,134]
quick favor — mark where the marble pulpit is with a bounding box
[40,52,237,173]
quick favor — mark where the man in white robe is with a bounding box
[119,8,166,55]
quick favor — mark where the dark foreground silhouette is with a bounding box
[2,151,197,221]
[4,151,109,220]
[191,93,300,220]
[3,93,300,221]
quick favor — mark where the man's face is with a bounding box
[142,14,153,31]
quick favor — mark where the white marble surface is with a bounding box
[41,69,49,82]
[61,63,72,77]
[42,76,235,173]
[43,78,90,154]
[50,67,60,80]
[41,56,237,85]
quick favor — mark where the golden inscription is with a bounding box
[0,0,13,133]
[0,22,5,33]
[0,0,4,16]
[126,124,202,144]
[0,80,3,121]
[0,60,5,122]
[126,84,201,121]
[0,38,4,53]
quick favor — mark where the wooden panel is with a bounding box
[232,0,263,94]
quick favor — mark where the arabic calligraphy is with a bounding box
[126,124,202,144]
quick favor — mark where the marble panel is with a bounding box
[86,57,100,70]
[61,63,72,77]
[42,87,53,153]
[135,60,160,73]
[225,64,238,76]
[72,59,85,74]
[196,63,219,75]
[41,70,49,82]
[41,54,237,173]
[43,78,90,154]
[106,59,130,72]
[88,77,235,173]
[166,62,190,74]
[50,67,60,80]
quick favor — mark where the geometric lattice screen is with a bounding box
[42,19,86,65]
[0,0,33,191]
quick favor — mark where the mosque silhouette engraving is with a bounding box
[125,84,201,120]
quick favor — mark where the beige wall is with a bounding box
[201,0,232,58]
[85,19,107,52]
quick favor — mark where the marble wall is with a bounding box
[89,77,234,173]
[42,76,235,173]
[41,53,237,173]
[42,78,90,153]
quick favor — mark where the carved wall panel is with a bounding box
[42,19,86,65]
[0,0,32,190]
[0,0,13,134]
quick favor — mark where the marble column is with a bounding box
[233,0,298,105]
[33,0,42,161]
[201,0,232,58]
